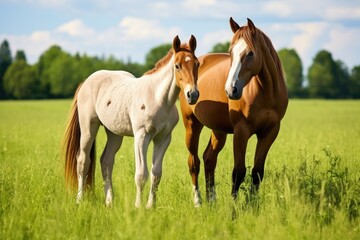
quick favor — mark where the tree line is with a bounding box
[0,40,359,99]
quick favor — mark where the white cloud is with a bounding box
[290,22,329,59]
[179,0,244,19]
[0,16,184,64]
[14,0,70,8]
[30,31,51,42]
[2,0,360,70]
[324,25,360,68]
[267,20,360,70]
[152,2,172,17]
[1,33,55,64]
[200,29,232,53]
[56,19,95,37]
[182,0,216,9]
[119,17,181,41]
[265,22,330,71]
[325,7,360,20]
[262,1,292,17]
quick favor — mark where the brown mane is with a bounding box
[144,44,192,75]
[229,25,284,82]
[229,26,255,52]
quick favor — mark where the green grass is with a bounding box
[1,99,359,239]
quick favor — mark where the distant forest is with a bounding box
[1,39,359,99]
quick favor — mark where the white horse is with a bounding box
[63,35,199,208]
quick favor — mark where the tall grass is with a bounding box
[0,100,359,239]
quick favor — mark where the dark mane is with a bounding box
[144,43,192,75]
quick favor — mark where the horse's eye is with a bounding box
[247,51,254,57]
[175,64,181,71]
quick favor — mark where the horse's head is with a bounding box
[172,35,200,105]
[225,18,262,100]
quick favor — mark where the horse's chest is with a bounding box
[249,108,279,131]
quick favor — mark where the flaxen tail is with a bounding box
[62,84,96,191]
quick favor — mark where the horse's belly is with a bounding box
[106,118,133,136]
[97,107,134,136]
[193,100,233,133]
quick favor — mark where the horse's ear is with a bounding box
[173,35,181,53]
[189,35,197,52]
[247,18,256,34]
[229,17,240,33]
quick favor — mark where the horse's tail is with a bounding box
[62,83,96,191]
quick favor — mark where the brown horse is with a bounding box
[179,18,288,207]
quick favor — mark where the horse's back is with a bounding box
[79,70,135,100]
[77,70,136,136]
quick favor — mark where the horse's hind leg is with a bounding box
[203,131,227,203]
[100,128,123,206]
[77,114,100,204]
[146,132,172,209]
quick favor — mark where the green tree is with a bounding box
[47,51,78,98]
[145,43,172,71]
[71,53,99,89]
[0,40,12,98]
[15,50,27,62]
[307,50,338,98]
[349,65,360,98]
[3,60,40,99]
[211,42,230,53]
[36,45,64,97]
[334,60,350,98]
[123,60,147,77]
[278,48,303,98]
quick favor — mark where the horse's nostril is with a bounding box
[194,90,199,99]
[187,91,191,99]
[232,86,238,96]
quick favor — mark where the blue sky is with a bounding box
[1,0,359,72]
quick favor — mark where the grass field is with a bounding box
[1,99,359,239]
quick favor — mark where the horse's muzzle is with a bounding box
[225,79,242,100]
[186,89,200,105]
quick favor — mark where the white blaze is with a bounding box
[225,38,248,94]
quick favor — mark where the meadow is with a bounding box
[0,99,359,239]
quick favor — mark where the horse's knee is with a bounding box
[151,166,162,185]
[188,155,200,175]
[77,152,87,173]
[135,171,149,186]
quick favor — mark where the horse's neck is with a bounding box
[257,49,282,104]
[144,57,179,108]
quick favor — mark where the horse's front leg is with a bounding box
[203,131,227,203]
[146,133,172,209]
[183,115,204,207]
[100,129,123,207]
[232,123,250,199]
[252,123,280,190]
[134,129,152,208]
